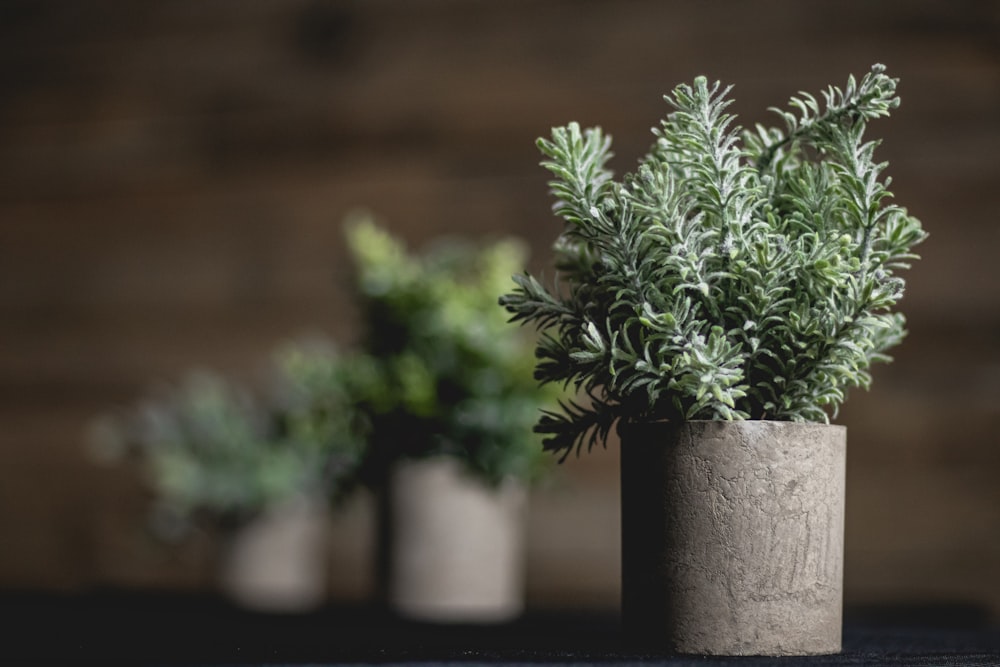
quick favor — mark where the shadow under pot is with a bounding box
[376,457,527,623]
[619,420,846,656]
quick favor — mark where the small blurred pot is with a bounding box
[218,495,330,613]
[379,457,527,623]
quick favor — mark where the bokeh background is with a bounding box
[1,0,998,616]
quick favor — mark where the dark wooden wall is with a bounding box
[2,0,999,614]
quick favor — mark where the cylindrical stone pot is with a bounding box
[379,457,527,623]
[619,420,846,656]
[217,495,330,613]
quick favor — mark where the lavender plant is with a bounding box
[500,64,926,460]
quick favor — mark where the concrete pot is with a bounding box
[619,420,846,656]
[218,495,330,613]
[380,457,527,623]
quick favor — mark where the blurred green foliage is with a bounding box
[103,342,364,538]
[344,215,558,487]
[96,218,555,538]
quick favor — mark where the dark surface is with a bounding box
[4,589,1000,666]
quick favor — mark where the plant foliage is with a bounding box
[95,217,555,539]
[99,343,365,537]
[500,64,926,460]
[344,216,557,486]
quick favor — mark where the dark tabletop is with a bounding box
[5,588,1000,666]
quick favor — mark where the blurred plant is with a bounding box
[266,338,368,505]
[92,217,556,536]
[343,215,558,487]
[97,342,365,540]
[500,64,926,459]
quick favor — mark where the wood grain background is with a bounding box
[1,0,998,615]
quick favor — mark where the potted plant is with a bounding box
[342,216,557,623]
[500,64,926,655]
[99,340,364,612]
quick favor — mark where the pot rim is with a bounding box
[617,418,846,437]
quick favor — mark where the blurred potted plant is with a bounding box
[100,340,364,612]
[500,65,925,655]
[343,216,556,623]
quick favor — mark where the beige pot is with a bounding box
[218,495,330,613]
[620,420,846,656]
[382,457,527,623]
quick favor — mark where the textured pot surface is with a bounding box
[620,420,846,656]
[387,457,526,623]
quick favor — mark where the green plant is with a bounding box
[268,339,369,504]
[500,64,926,460]
[344,215,556,486]
[106,341,364,538]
